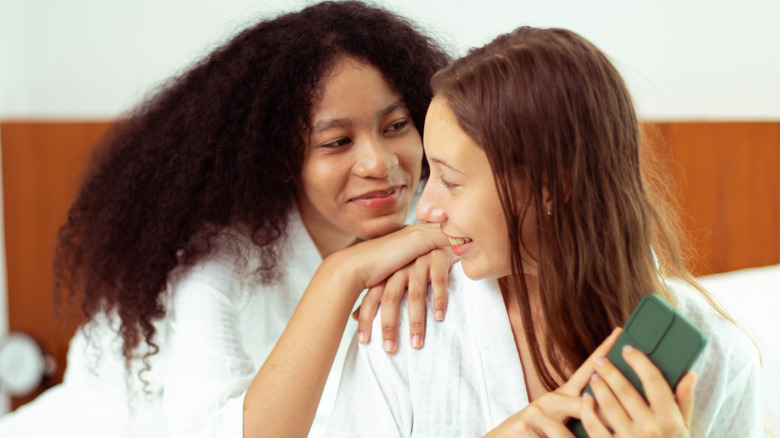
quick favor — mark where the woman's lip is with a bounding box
[446,235,473,256]
[349,186,404,210]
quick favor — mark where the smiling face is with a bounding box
[416,96,539,280]
[298,56,423,256]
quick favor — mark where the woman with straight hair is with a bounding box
[325,26,762,437]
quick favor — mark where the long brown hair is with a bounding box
[432,27,708,390]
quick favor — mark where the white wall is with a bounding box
[2,0,780,120]
[1,0,779,413]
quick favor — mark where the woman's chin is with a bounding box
[461,262,487,280]
[355,215,407,241]
[461,259,511,281]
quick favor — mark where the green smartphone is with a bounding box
[567,294,708,437]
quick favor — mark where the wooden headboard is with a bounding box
[645,122,780,276]
[2,122,110,408]
[2,120,779,408]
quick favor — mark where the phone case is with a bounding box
[567,294,708,437]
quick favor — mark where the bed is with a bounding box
[698,263,780,437]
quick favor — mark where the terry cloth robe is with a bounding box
[325,262,763,437]
[0,208,356,438]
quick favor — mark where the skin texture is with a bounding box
[298,56,455,351]
[298,56,423,257]
[410,24,720,436]
[51,1,451,376]
[243,54,453,437]
[416,96,528,280]
[416,96,697,437]
[374,245,456,351]
[244,223,450,437]
[49,3,453,436]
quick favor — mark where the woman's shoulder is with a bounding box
[665,280,761,416]
[663,280,763,435]
[339,264,525,434]
[167,227,258,290]
[365,262,508,365]
[666,279,759,368]
[166,208,320,304]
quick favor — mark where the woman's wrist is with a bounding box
[318,250,370,299]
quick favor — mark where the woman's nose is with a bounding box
[415,182,446,223]
[353,137,398,178]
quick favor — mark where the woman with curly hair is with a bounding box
[0,2,451,437]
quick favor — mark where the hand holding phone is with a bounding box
[567,294,707,437]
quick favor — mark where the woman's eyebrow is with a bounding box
[378,100,405,119]
[430,157,464,174]
[310,100,406,135]
[311,117,351,135]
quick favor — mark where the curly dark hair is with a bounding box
[53,1,450,371]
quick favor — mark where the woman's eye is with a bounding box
[438,175,456,189]
[385,120,408,133]
[321,137,352,148]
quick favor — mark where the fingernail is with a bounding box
[435,310,444,321]
[594,356,605,367]
[358,331,366,344]
[412,335,422,348]
[623,344,635,353]
[591,373,600,382]
[383,340,395,353]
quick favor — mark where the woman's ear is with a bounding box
[541,170,572,215]
[541,172,554,215]
[542,184,553,216]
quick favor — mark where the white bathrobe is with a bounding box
[326,263,763,437]
[0,208,356,438]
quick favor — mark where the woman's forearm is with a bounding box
[242,224,449,437]
[243,255,361,437]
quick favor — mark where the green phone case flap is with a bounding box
[624,295,674,353]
